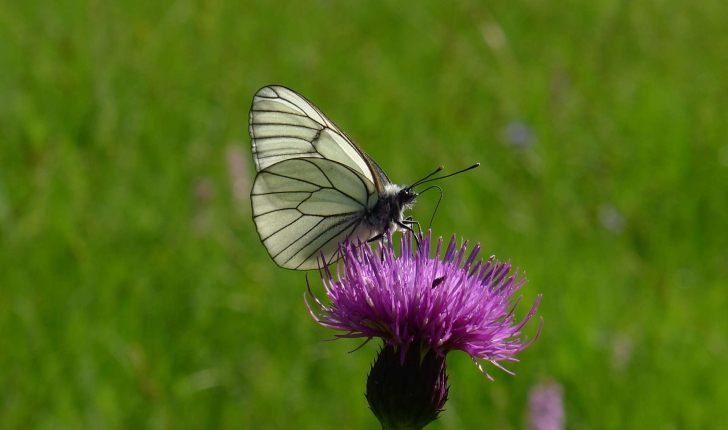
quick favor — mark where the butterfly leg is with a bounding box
[367,232,386,243]
[367,218,419,243]
[397,219,422,248]
[402,216,422,236]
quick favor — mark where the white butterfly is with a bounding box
[249,86,478,270]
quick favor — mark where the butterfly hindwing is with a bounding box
[251,157,379,270]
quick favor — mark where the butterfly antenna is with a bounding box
[416,163,480,186]
[417,185,443,229]
[409,166,444,188]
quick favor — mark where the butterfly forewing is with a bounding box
[250,86,388,190]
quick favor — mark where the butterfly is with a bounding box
[249,85,477,270]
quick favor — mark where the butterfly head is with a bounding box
[398,187,418,210]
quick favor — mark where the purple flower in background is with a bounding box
[527,381,565,430]
[502,121,537,148]
[306,232,542,429]
[598,204,625,234]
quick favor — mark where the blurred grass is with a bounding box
[1,0,727,428]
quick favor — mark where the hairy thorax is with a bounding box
[365,184,418,235]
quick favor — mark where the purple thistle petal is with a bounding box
[305,231,542,379]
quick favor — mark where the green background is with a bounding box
[1,1,726,429]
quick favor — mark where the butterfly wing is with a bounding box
[249,85,391,191]
[251,157,378,270]
[249,85,401,269]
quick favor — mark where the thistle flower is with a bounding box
[305,232,542,429]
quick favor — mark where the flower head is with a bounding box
[305,231,542,379]
[306,231,542,429]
